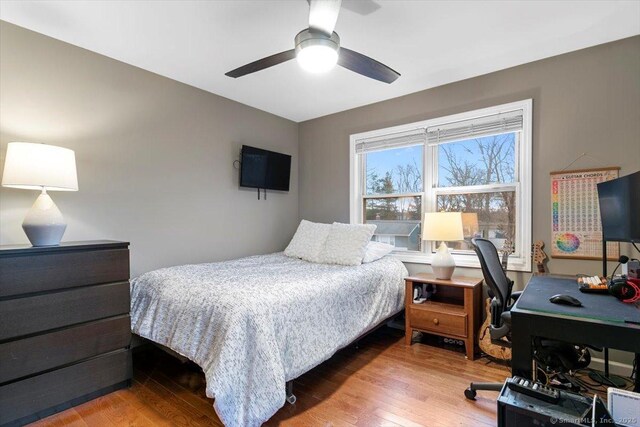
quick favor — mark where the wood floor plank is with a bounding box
[134,378,214,427]
[28,327,506,426]
[299,368,470,427]
[111,387,176,427]
[150,371,223,425]
[29,408,88,427]
[355,412,403,427]
[72,392,155,427]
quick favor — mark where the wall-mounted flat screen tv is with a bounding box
[240,145,291,191]
[597,170,640,243]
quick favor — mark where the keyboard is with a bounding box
[577,276,609,293]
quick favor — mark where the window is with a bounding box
[434,133,517,254]
[350,100,532,271]
[363,143,423,251]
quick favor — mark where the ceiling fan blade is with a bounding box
[225,50,296,78]
[338,47,400,83]
[308,0,342,36]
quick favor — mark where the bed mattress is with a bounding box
[130,252,407,427]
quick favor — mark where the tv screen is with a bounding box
[597,171,640,243]
[240,145,291,191]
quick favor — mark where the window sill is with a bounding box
[392,251,531,272]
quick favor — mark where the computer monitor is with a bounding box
[597,171,640,243]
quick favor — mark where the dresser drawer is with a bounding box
[0,349,131,426]
[409,305,467,337]
[0,248,129,298]
[0,281,130,341]
[0,315,131,384]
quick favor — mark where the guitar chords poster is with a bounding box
[550,167,619,260]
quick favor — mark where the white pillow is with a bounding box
[362,241,395,263]
[318,222,377,266]
[284,220,331,263]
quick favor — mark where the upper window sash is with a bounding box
[355,128,426,154]
[426,109,523,146]
[433,132,520,189]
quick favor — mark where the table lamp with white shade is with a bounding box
[423,212,464,280]
[2,142,78,246]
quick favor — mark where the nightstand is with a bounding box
[404,273,483,360]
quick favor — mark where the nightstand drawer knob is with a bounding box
[433,318,439,325]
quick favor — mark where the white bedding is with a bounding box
[130,252,407,427]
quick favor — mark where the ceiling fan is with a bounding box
[225,0,400,84]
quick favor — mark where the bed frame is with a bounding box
[284,309,404,404]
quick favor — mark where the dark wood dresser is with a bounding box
[0,240,132,426]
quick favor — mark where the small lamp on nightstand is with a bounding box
[423,212,464,280]
[2,142,78,246]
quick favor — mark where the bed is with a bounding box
[130,251,407,427]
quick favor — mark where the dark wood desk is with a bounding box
[511,275,640,392]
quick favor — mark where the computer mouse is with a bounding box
[549,294,583,307]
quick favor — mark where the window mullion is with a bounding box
[434,183,517,195]
[514,182,522,257]
[363,192,423,199]
[514,132,521,180]
[425,142,436,253]
[360,153,366,223]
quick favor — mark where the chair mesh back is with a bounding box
[472,238,512,311]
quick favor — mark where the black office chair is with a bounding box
[464,238,591,400]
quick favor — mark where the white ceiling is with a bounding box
[1,1,639,122]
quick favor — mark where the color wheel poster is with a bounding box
[551,167,619,260]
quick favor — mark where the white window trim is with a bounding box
[349,99,533,272]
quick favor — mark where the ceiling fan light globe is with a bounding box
[297,45,338,73]
[294,29,340,74]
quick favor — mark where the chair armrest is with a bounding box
[510,291,523,301]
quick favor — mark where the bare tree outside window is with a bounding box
[361,134,517,253]
[364,146,423,251]
[437,133,517,251]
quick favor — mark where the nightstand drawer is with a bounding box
[409,306,467,337]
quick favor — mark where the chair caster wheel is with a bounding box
[286,394,296,405]
[464,388,477,400]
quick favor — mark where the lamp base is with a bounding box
[431,242,456,280]
[22,191,67,246]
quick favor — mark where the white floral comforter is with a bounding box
[130,253,407,427]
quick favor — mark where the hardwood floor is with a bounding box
[29,328,510,426]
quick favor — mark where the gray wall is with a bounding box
[1,21,638,368]
[0,22,299,277]
[299,35,640,286]
[298,35,640,368]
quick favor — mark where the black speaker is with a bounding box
[498,381,592,427]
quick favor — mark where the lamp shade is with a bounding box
[2,142,78,191]
[461,212,479,237]
[422,212,464,241]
